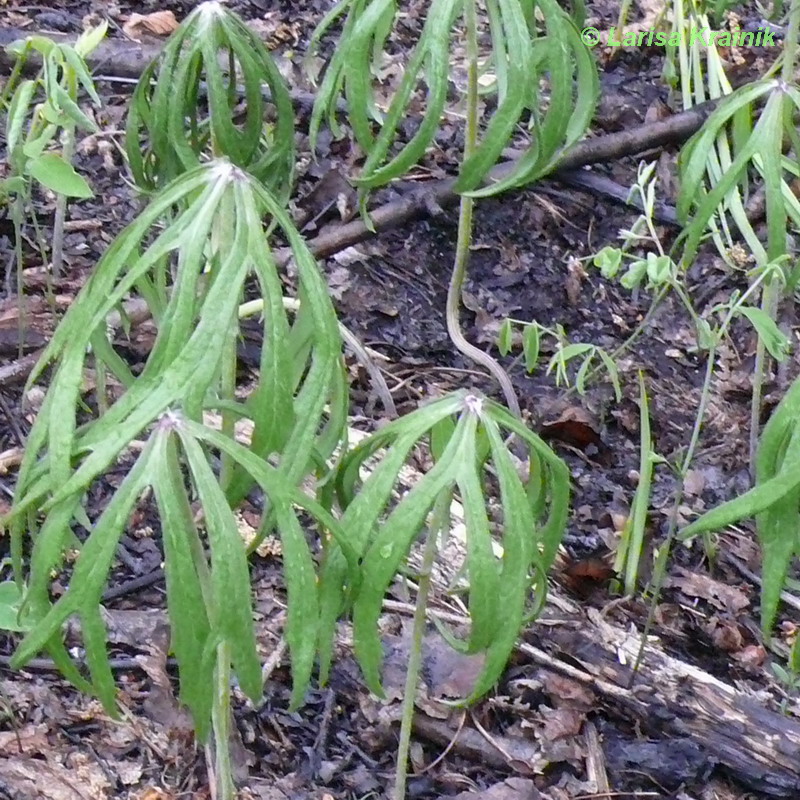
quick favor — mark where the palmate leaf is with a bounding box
[7,160,346,724]
[6,405,354,731]
[125,1,294,198]
[14,162,343,528]
[459,0,599,196]
[10,433,161,710]
[308,0,597,197]
[331,391,570,700]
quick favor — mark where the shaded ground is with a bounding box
[0,0,797,798]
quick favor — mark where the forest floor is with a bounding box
[0,1,798,799]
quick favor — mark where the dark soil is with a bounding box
[0,1,797,799]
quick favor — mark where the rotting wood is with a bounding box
[521,606,800,796]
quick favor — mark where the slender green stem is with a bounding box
[0,49,27,110]
[782,0,800,83]
[51,127,75,279]
[219,315,238,492]
[750,280,780,471]
[212,641,236,800]
[446,0,520,417]
[629,336,718,682]
[11,195,26,361]
[52,67,79,279]
[393,489,451,800]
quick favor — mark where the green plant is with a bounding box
[310,0,596,197]
[674,0,800,463]
[613,373,659,595]
[306,7,592,789]
[3,158,348,798]
[2,24,105,289]
[308,0,598,415]
[321,390,569,799]
[498,316,623,401]
[585,157,791,625]
[680,374,800,638]
[1,4,580,798]
[125,1,295,199]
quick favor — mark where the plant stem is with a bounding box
[212,641,236,800]
[11,195,26,360]
[629,336,718,681]
[51,126,75,279]
[446,0,520,417]
[393,489,451,800]
[782,0,800,83]
[219,314,238,492]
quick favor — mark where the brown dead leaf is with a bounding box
[559,555,616,599]
[539,406,606,454]
[705,617,744,652]
[123,11,179,40]
[541,706,585,741]
[539,671,594,709]
[565,256,587,306]
[732,644,767,671]
[667,567,750,612]
[380,626,485,714]
[682,468,707,497]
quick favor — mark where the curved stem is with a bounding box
[446,0,520,417]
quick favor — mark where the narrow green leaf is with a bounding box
[497,318,513,356]
[681,429,800,540]
[27,153,93,198]
[737,305,790,361]
[179,430,262,704]
[153,429,214,741]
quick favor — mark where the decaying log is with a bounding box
[520,606,800,796]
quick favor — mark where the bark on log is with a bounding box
[520,606,800,796]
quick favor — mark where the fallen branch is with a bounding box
[0,100,712,389]
[302,104,713,261]
[384,597,800,796]
[0,26,162,81]
[522,605,800,796]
